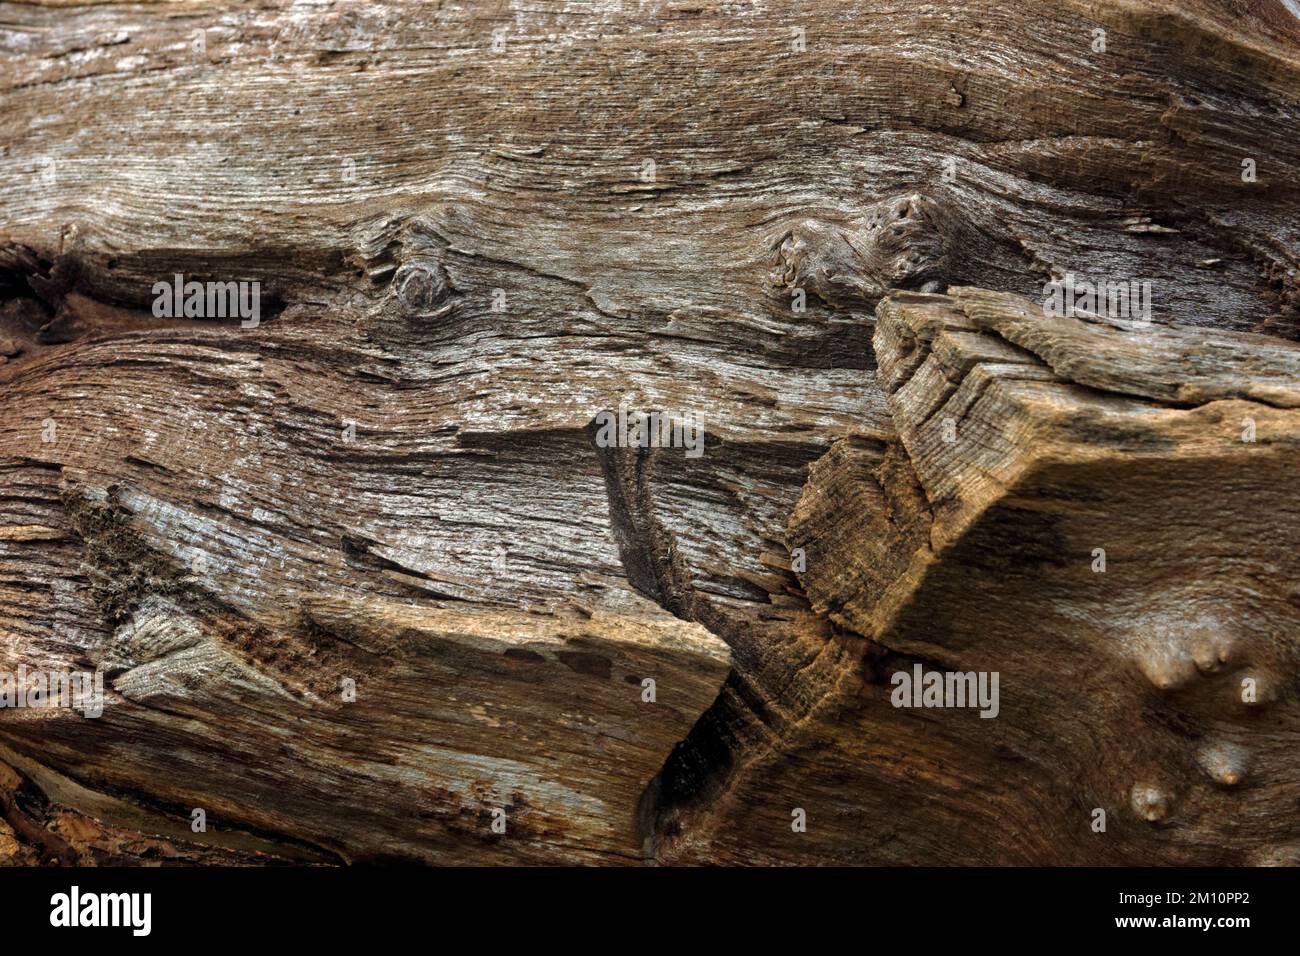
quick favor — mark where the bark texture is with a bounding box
[0,0,1298,865]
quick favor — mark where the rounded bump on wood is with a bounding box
[1188,627,1236,674]
[1196,740,1250,787]
[1137,644,1199,691]
[1129,782,1174,822]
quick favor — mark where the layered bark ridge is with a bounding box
[0,0,1298,864]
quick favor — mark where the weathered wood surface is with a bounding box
[0,0,1297,865]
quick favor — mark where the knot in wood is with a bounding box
[773,191,962,310]
[859,192,956,293]
[393,257,448,316]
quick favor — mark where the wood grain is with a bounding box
[0,0,1297,865]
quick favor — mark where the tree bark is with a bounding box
[0,0,1297,865]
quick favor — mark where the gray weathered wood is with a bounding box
[1,0,1298,865]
